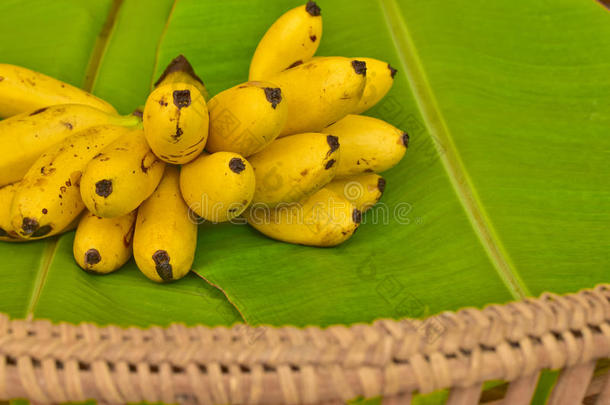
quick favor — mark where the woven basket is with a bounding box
[0,284,608,404]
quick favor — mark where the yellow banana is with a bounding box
[325,173,385,212]
[246,188,360,247]
[143,82,209,164]
[133,167,197,282]
[206,81,287,156]
[249,1,322,80]
[352,57,397,114]
[0,183,21,241]
[153,54,209,101]
[1,182,79,242]
[268,57,367,136]
[324,115,408,178]
[73,210,136,274]
[248,133,340,207]
[80,129,165,218]
[0,104,139,187]
[0,63,116,117]
[10,124,136,239]
[180,152,255,223]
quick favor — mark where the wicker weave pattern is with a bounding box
[0,285,608,404]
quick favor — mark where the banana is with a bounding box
[153,54,209,101]
[73,210,136,274]
[10,124,136,239]
[80,129,165,218]
[352,57,397,114]
[0,104,139,187]
[248,133,340,207]
[206,81,288,156]
[1,183,80,242]
[249,1,322,80]
[268,57,367,136]
[0,183,21,241]
[325,173,385,212]
[245,188,360,247]
[133,167,197,282]
[143,82,209,164]
[0,63,116,117]
[180,152,255,223]
[324,115,408,178]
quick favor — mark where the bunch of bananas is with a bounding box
[0,2,408,283]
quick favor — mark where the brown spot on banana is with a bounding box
[352,209,362,224]
[29,107,47,116]
[229,158,246,174]
[31,225,52,238]
[325,159,336,170]
[402,132,410,148]
[351,60,367,76]
[85,249,102,265]
[326,135,339,155]
[123,221,136,248]
[95,180,113,197]
[152,250,173,281]
[286,60,303,69]
[141,152,158,173]
[21,218,39,235]
[173,89,191,109]
[306,1,321,16]
[310,35,317,42]
[263,87,282,109]
[378,178,386,193]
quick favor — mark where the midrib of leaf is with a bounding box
[26,0,126,317]
[378,0,530,300]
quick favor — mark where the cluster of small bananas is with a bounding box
[0,1,408,283]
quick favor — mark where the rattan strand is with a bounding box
[0,284,607,404]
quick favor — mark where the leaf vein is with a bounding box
[378,0,530,300]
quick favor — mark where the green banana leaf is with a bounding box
[0,0,609,403]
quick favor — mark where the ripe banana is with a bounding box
[0,183,20,242]
[325,173,385,212]
[268,57,367,136]
[180,152,255,223]
[1,182,80,242]
[249,1,322,80]
[10,124,135,239]
[0,63,116,118]
[206,81,287,157]
[248,133,340,207]
[245,188,360,247]
[154,54,209,101]
[324,115,408,178]
[80,128,165,218]
[133,167,197,283]
[73,210,136,274]
[143,82,209,164]
[352,57,397,114]
[0,104,139,187]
